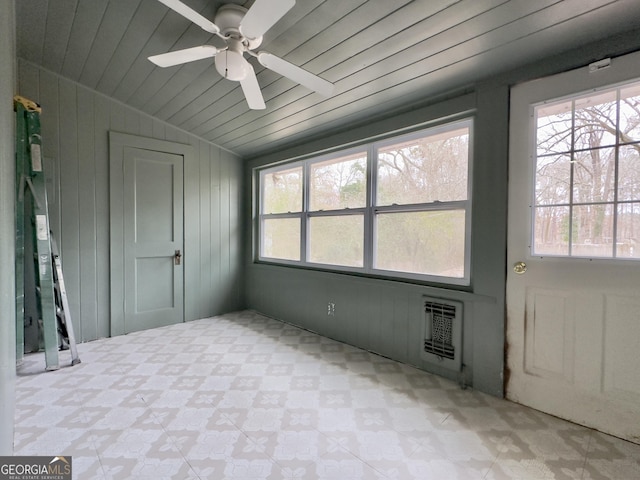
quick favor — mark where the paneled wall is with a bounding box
[0,0,16,455]
[17,59,243,343]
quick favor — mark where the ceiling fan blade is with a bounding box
[157,0,220,34]
[240,63,266,110]
[149,45,220,67]
[257,52,334,97]
[240,0,295,40]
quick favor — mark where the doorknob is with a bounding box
[513,261,527,274]
[174,250,182,266]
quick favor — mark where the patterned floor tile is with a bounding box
[582,458,640,480]
[312,452,389,480]
[179,430,244,461]
[485,457,563,480]
[12,310,640,479]
[70,455,107,480]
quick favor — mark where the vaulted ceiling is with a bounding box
[16,0,640,158]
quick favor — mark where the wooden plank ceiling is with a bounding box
[16,0,640,158]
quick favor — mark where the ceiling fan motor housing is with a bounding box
[215,4,262,49]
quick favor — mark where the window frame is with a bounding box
[256,118,474,286]
[530,79,640,261]
[259,159,306,264]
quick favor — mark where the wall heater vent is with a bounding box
[422,297,463,372]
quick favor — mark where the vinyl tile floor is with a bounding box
[13,311,640,480]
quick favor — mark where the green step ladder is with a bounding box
[15,95,80,370]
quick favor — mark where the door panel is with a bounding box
[135,257,174,312]
[133,158,175,242]
[507,51,640,444]
[604,295,640,398]
[524,288,575,382]
[123,147,183,333]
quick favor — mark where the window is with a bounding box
[308,152,367,267]
[374,128,470,278]
[533,81,640,258]
[257,119,472,284]
[261,165,302,261]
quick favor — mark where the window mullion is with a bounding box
[613,88,621,257]
[364,143,375,272]
[375,200,467,214]
[308,208,367,217]
[256,171,263,260]
[301,160,310,263]
[568,99,576,256]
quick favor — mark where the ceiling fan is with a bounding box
[148,0,335,110]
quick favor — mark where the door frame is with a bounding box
[506,50,640,441]
[109,132,194,337]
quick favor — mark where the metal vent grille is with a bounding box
[424,301,456,360]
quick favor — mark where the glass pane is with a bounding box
[262,218,300,261]
[308,215,364,267]
[376,127,469,206]
[617,203,640,258]
[572,204,614,257]
[375,210,465,278]
[536,100,572,156]
[309,152,367,211]
[574,91,617,150]
[263,166,302,214]
[572,147,615,204]
[535,154,571,205]
[619,83,640,143]
[619,145,640,201]
[533,206,570,256]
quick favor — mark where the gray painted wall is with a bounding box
[16,60,244,343]
[244,30,640,398]
[244,91,507,396]
[0,0,17,455]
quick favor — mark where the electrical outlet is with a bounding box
[327,302,336,316]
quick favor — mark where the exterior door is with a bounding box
[506,51,640,444]
[123,146,184,333]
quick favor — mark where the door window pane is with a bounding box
[533,206,570,256]
[617,203,640,258]
[572,204,614,257]
[620,84,640,143]
[309,153,367,211]
[574,91,617,150]
[618,146,640,201]
[572,148,615,204]
[308,215,364,267]
[536,100,573,156]
[375,210,465,277]
[535,154,571,205]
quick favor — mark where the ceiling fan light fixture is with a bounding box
[215,47,247,81]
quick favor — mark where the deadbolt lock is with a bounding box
[513,261,527,274]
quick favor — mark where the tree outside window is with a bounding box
[257,119,473,285]
[534,82,640,258]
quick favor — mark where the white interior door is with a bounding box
[507,51,640,444]
[123,147,184,333]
